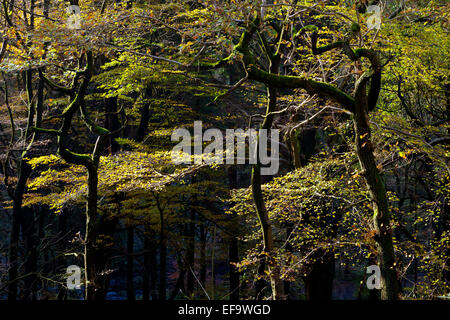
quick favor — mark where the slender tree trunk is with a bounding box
[228,166,240,300]
[22,70,45,300]
[211,225,216,299]
[38,208,49,293]
[199,224,207,296]
[156,197,166,300]
[159,235,167,300]
[135,88,152,142]
[21,206,38,300]
[8,69,37,301]
[104,96,120,153]
[127,226,135,301]
[8,189,22,301]
[283,225,293,299]
[85,164,101,300]
[354,84,399,300]
[251,80,285,300]
[143,227,158,300]
[143,228,150,301]
[9,163,31,300]
[169,268,186,300]
[229,236,239,301]
[56,208,68,300]
[150,242,158,300]
[186,209,195,297]
[94,206,119,300]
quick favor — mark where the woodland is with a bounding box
[0,0,448,301]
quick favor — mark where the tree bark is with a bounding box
[199,224,207,297]
[229,236,240,300]
[56,208,68,300]
[104,96,120,153]
[169,268,186,300]
[156,196,167,300]
[353,80,399,300]
[135,88,152,142]
[251,59,285,300]
[21,206,38,300]
[228,166,240,300]
[127,226,135,301]
[84,164,101,300]
[8,68,38,301]
[159,235,167,300]
[186,208,195,297]
[143,227,158,300]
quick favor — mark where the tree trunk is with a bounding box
[38,208,49,293]
[143,227,150,301]
[56,208,68,300]
[199,224,207,296]
[95,210,118,300]
[159,236,167,300]
[228,166,240,300]
[284,225,293,299]
[85,164,101,301]
[303,251,335,300]
[229,236,240,301]
[8,187,22,301]
[354,83,399,300]
[21,206,38,300]
[157,199,167,300]
[8,167,30,300]
[8,69,36,301]
[186,209,195,297]
[104,96,120,153]
[127,226,135,301]
[143,227,158,300]
[169,268,186,300]
[251,80,285,300]
[211,225,216,299]
[21,70,45,300]
[135,88,152,142]
[150,243,158,300]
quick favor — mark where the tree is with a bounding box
[197,6,399,298]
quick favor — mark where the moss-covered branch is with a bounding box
[38,69,73,95]
[251,66,356,111]
[57,51,94,167]
[309,28,381,111]
[30,127,61,135]
[229,19,356,112]
[80,103,110,136]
